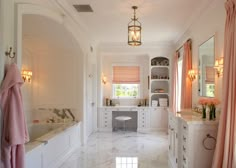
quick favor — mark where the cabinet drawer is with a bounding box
[182,135,188,145]
[182,123,188,132]
[182,145,187,154]
[182,154,188,168]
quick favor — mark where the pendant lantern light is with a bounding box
[128,6,142,46]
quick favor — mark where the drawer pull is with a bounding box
[183,146,186,151]
[183,136,186,141]
[203,134,216,150]
[183,156,186,162]
[183,125,187,129]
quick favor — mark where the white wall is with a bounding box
[97,43,174,107]
[101,54,149,106]
[175,0,225,106]
[21,14,84,123]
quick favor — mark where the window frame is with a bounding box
[112,83,140,99]
[111,64,141,99]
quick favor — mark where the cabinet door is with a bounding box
[150,108,162,128]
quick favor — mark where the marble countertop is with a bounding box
[175,109,219,125]
[100,106,165,108]
[25,121,80,153]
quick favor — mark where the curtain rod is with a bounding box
[176,38,192,52]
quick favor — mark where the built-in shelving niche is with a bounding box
[151,81,169,94]
[151,67,169,80]
[151,57,169,66]
[150,56,170,107]
[151,94,169,107]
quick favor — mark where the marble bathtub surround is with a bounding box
[26,121,79,153]
[60,131,168,168]
[31,107,76,123]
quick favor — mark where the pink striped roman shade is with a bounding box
[112,66,140,84]
[205,66,214,83]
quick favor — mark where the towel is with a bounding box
[0,63,29,168]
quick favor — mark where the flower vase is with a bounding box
[212,106,216,119]
[202,107,206,119]
[209,107,214,120]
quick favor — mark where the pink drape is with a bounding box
[212,0,236,167]
[181,40,192,109]
[170,51,179,114]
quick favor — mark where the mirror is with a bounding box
[198,36,215,97]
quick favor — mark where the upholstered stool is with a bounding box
[115,116,132,131]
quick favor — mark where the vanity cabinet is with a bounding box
[168,111,218,168]
[168,112,178,168]
[98,107,168,131]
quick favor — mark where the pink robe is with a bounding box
[0,63,29,168]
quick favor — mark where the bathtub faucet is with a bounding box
[64,108,75,121]
[53,108,75,122]
[53,108,69,120]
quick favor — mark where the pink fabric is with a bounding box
[205,66,215,83]
[212,0,236,167]
[112,66,140,84]
[170,51,179,114]
[0,63,29,168]
[181,40,192,109]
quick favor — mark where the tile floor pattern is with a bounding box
[60,131,169,168]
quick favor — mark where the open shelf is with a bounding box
[149,56,170,107]
[151,57,169,66]
[151,67,169,80]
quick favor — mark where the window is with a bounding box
[112,66,140,98]
[113,84,139,98]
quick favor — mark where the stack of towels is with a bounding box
[159,98,168,107]
[151,100,158,107]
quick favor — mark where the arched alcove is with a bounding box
[20,14,84,124]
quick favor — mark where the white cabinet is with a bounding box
[137,108,150,130]
[98,107,169,131]
[150,107,168,130]
[168,112,178,168]
[179,120,218,168]
[98,107,155,131]
[98,107,112,131]
[168,111,218,168]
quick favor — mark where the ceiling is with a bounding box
[61,0,214,45]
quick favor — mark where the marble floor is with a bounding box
[59,131,169,168]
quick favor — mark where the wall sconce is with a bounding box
[22,70,33,83]
[214,57,224,77]
[188,69,196,81]
[102,76,107,85]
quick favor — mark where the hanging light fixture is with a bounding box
[128,6,142,46]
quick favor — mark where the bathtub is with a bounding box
[25,122,81,168]
[27,123,68,141]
